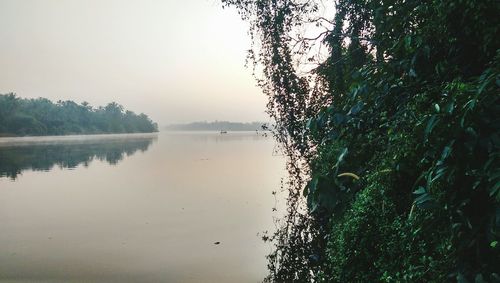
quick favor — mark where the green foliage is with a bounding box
[322,181,454,282]
[0,93,158,136]
[225,0,500,281]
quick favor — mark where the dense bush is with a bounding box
[224,0,499,281]
[0,93,158,136]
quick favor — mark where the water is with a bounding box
[0,132,285,283]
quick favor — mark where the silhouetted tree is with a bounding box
[0,93,158,136]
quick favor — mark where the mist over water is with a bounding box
[0,132,285,282]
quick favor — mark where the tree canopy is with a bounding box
[224,0,499,281]
[0,93,158,136]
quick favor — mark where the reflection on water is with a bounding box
[0,134,157,179]
[0,131,285,283]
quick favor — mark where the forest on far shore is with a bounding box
[0,93,158,136]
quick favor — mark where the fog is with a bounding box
[0,0,268,125]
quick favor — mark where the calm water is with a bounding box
[0,132,285,283]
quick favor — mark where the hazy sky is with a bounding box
[0,0,269,125]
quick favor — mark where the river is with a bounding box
[0,131,285,283]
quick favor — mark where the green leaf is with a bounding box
[434,103,440,113]
[441,144,453,160]
[404,35,412,50]
[425,115,438,140]
[348,102,363,116]
[413,186,436,209]
[306,117,314,129]
[413,186,426,195]
[444,101,455,114]
[415,193,433,204]
[431,166,447,182]
[335,148,348,170]
[307,177,319,194]
[490,181,500,198]
[463,99,477,111]
[478,77,491,94]
[303,184,309,196]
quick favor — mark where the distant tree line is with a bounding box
[0,93,158,136]
[165,121,270,131]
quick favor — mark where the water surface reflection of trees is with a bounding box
[0,135,157,179]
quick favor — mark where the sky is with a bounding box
[0,0,269,125]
